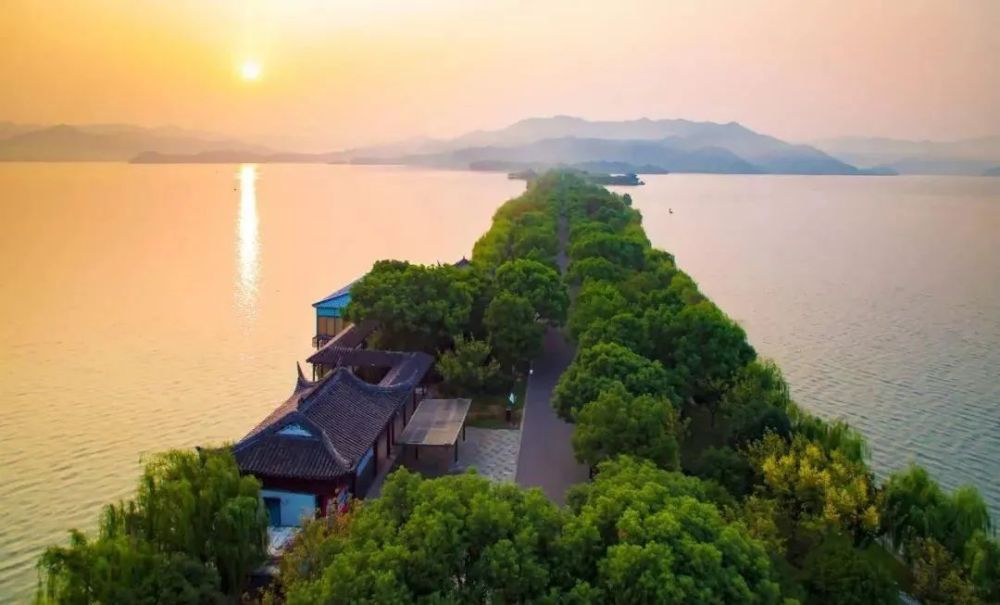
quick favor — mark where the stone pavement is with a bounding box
[450,427,521,483]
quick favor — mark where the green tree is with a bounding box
[965,531,1000,603]
[567,281,629,340]
[436,336,502,395]
[345,260,473,353]
[909,538,980,605]
[881,465,992,559]
[281,470,567,604]
[647,300,756,416]
[571,383,681,469]
[800,533,898,605]
[560,456,784,603]
[748,433,881,545]
[566,256,629,286]
[569,232,647,271]
[553,342,677,420]
[37,448,266,603]
[484,291,544,370]
[495,258,569,324]
[721,360,792,446]
[577,312,651,356]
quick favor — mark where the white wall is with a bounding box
[260,489,317,527]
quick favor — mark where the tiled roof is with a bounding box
[306,346,433,387]
[309,321,378,358]
[233,364,425,482]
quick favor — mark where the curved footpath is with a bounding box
[514,211,589,503]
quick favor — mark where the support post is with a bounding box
[454,441,459,462]
[462,424,466,441]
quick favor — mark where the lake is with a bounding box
[1,165,998,600]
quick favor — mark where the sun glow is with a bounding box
[240,60,262,81]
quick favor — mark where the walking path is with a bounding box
[515,210,589,503]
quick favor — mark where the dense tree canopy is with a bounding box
[571,383,681,469]
[553,342,677,420]
[484,291,544,369]
[881,465,993,562]
[346,260,473,353]
[495,258,569,324]
[748,433,881,544]
[799,533,899,605]
[566,281,629,341]
[280,470,567,604]
[37,449,267,604]
[646,300,756,408]
[435,336,502,395]
[560,457,784,603]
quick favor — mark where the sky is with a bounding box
[1,0,998,150]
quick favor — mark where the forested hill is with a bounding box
[36,171,999,603]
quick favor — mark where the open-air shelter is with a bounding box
[397,398,472,463]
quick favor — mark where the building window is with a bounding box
[263,497,281,526]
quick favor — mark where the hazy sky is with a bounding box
[2,0,998,150]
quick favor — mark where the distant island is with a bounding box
[984,166,1000,176]
[508,168,644,186]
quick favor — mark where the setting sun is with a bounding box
[240,60,261,81]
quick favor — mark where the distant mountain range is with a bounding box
[3,117,998,176]
[347,116,877,175]
[0,123,270,161]
[812,136,1000,176]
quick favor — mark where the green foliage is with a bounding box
[571,383,681,469]
[495,258,569,324]
[281,470,567,604]
[565,256,630,286]
[484,291,544,369]
[569,232,647,271]
[37,448,266,603]
[561,456,784,603]
[577,311,651,355]
[965,531,1000,602]
[345,260,473,353]
[435,336,502,395]
[692,446,755,498]
[881,464,992,561]
[553,342,676,420]
[748,433,881,544]
[566,281,628,340]
[799,533,899,605]
[647,300,756,405]
[721,360,792,446]
[909,538,980,605]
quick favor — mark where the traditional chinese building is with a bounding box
[233,349,432,527]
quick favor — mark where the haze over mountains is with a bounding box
[2,117,999,176]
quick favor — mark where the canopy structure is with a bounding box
[397,399,471,461]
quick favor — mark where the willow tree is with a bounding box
[38,448,267,603]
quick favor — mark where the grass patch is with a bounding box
[465,376,528,429]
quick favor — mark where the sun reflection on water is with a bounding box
[236,164,260,322]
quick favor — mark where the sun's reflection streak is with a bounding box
[236,164,260,322]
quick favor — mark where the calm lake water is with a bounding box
[616,174,1000,516]
[0,166,997,600]
[0,163,525,601]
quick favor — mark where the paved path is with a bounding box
[452,427,521,483]
[515,210,589,503]
[515,327,588,503]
